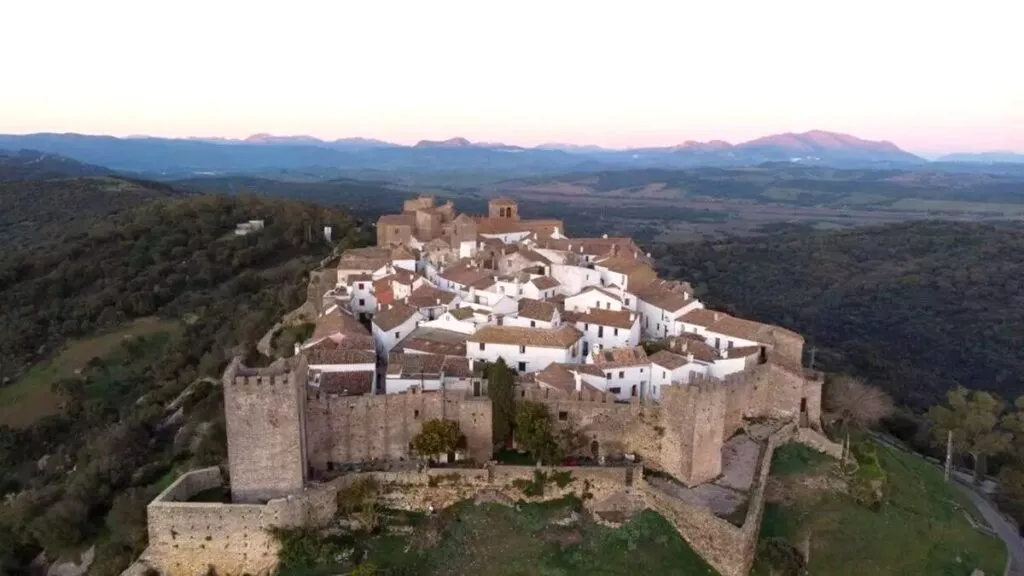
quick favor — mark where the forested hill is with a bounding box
[0,176,184,248]
[0,194,372,573]
[656,221,1024,408]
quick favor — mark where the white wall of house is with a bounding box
[494,279,524,299]
[650,361,708,401]
[337,267,375,288]
[564,289,623,312]
[391,258,416,273]
[708,356,748,379]
[639,298,703,339]
[419,315,478,335]
[465,340,582,373]
[575,319,640,353]
[594,264,628,290]
[532,248,572,265]
[459,240,476,259]
[505,312,558,329]
[349,282,377,317]
[696,329,760,352]
[592,365,650,401]
[385,375,442,395]
[550,264,601,296]
[309,362,376,374]
[372,313,424,355]
[522,282,557,300]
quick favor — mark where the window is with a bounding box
[598,326,604,337]
[605,302,611,309]
[613,328,619,336]
[359,298,365,306]
[519,345,526,354]
[518,361,526,372]
[728,341,734,349]
[558,411,568,421]
[606,372,612,380]
[357,283,364,289]
[479,342,486,351]
[715,337,721,349]
[640,368,644,373]
[618,371,624,379]
[625,298,630,306]
[530,321,536,328]
[414,409,420,419]
[609,387,621,394]
[395,331,400,339]
[584,323,589,331]
[663,371,667,378]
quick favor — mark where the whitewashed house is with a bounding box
[549,264,602,296]
[505,298,561,329]
[384,353,473,394]
[406,284,459,321]
[466,324,583,373]
[418,307,480,335]
[371,301,424,355]
[564,308,640,356]
[564,285,626,312]
[637,284,702,339]
[522,276,560,300]
[587,346,651,401]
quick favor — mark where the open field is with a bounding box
[755,441,1005,576]
[0,316,178,427]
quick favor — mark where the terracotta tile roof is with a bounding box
[307,333,375,351]
[474,217,530,235]
[314,370,374,396]
[649,350,690,370]
[441,356,472,378]
[679,309,802,346]
[728,345,762,359]
[439,263,492,286]
[662,335,719,363]
[424,238,452,251]
[490,196,517,205]
[307,347,376,366]
[372,302,421,331]
[311,309,370,341]
[344,272,373,283]
[518,249,552,264]
[517,220,563,239]
[590,346,649,368]
[567,308,636,330]
[535,363,604,394]
[407,284,456,309]
[530,276,560,290]
[394,327,468,356]
[468,324,582,349]
[517,298,557,322]
[387,353,445,377]
[470,276,497,290]
[447,307,476,321]
[635,279,695,313]
[390,245,417,260]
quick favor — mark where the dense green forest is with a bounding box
[0,193,372,574]
[655,221,1024,408]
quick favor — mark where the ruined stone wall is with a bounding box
[802,371,824,425]
[378,224,413,247]
[223,358,308,503]
[744,362,806,421]
[304,389,493,470]
[143,468,316,576]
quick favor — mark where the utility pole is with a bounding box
[944,430,953,483]
[808,347,817,370]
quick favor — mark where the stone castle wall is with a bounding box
[223,358,308,504]
[305,388,493,469]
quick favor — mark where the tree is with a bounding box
[928,387,1011,484]
[824,375,894,431]
[514,401,561,465]
[410,419,463,462]
[487,359,516,446]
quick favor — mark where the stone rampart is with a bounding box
[142,468,319,576]
[305,388,493,469]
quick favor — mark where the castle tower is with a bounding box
[659,379,726,486]
[223,356,309,503]
[488,197,519,220]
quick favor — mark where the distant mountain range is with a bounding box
[0,148,114,180]
[0,130,1016,180]
[936,152,1024,164]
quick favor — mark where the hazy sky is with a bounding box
[2,0,1021,154]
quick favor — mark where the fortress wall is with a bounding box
[736,422,797,574]
[224,358,308,504]
[144,468,311,576]
[305,390,493,470]
[745,362,805,421]
[659,382,726,486]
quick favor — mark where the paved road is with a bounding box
[957,482,1024,576]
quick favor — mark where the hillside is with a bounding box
[0,149,115,181]
[0,176,183,248]
[656,221,1024,408]
[0,194,371,574]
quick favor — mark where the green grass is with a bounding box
[755,439,1006,576]
[279,497,718,576]
[769,443,832,477]
[0,317,178,427]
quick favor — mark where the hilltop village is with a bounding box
[130,196,840,576]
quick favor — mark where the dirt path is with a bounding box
[957,482,1023,576]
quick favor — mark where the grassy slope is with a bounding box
[757,442,1005,576]
[281,498,718,576]
[0,317,178,427]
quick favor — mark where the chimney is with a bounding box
[403,295,409,305]
[721,348,729,359]
[602,233,609,239]
[436,298,441,305]
[573,371,582,392]
[686,352,694,363]
[713,312,721,322]
[377,301,382,312]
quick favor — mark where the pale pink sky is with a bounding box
[1,0,1021,154]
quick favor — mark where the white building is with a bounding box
[371,302,424,355]
[587,346,651,401]
[564,285,627,313]
[522,276,560,300]
[418,307,481,335]
[564,308,640,355]
[384,353,473,394]
[636,284,703,339]
[406,284,459,321]
[466,324,584,373]
[549,264,602,296]
[505,298,561,329]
